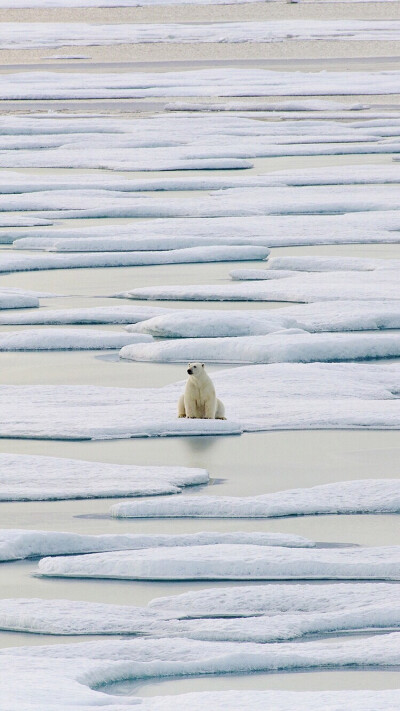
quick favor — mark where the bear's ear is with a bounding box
[201,363,205,368]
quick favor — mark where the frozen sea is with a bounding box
[0,0,399,709]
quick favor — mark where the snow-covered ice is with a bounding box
[0,363,398,438]
[0,290,40,309]
[122,270,400,303]
[120,331,400,365]
[2,21,400,49]
[2,69,400,100]
[8,211,400,250]
[1,530,310,562]
[0,328,153,351]
[111,479,400,519]
[38,544,400,580]
[1,581,399,640]
[0,305,173,326]
[127,301,400,338]
[0,453,208,501]
[1,637,400,711]
[0,246,269,274]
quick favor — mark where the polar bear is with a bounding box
[178,363,226,420]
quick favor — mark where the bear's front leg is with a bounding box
[177,394,186,418]
[204,401,217,419]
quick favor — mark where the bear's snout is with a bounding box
[187,368,193,375]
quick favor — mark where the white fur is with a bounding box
[178,362,226,420]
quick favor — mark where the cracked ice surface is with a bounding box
[0,363,399,438]
[0,453,208,501]
[110,479,400,518]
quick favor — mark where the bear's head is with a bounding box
[187,362,205,377]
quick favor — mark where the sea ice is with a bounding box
[120,331,400,365]
[121,270,400,303]
[0,362,398,437]
[1,637,400,711]
[0,246,269,274]
[38,544,400,579]
[2,21,400,49]
[111,479,400,518]
[0,328,153,351]
[1,530,309,562]
[127,301,400,338]
[0,305,173,326]
[0,453,208,501]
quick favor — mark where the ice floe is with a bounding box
[0,290,40,309]
[2,21,400,49]
[0,328,153,351]
[0,362,398,438]
[111,479,400,519]
[8,211,400,252]
[38,544,400,579]
[1,581,400,639]
[2,68,400,100]
[0,453,207,501]
[1,637,400,711]
[0,246,268,274]
[120,331,400,365]
[0,305,173,326]
[1,530,310,562]
[6,165,400,199]
[121,270,400,303]
[19,186,399,220]
[127,301,400,338]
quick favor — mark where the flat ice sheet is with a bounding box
[8,211,400,249]
[0,452,208,501]
[0,305,174,326]
[121,270,400,303]
[111,479,400,518]
[2,21,400,49]
[1,530,309,562]
[37,544,400,579]
[1,637,400,711]
[127,301,400,338]
[0,362,398,438]
[0,328,153,351]
[0,290,40,309]
[120,331,400,364]
[0,581,399,639]
[2,69,400,100]
[0,246,269,274]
